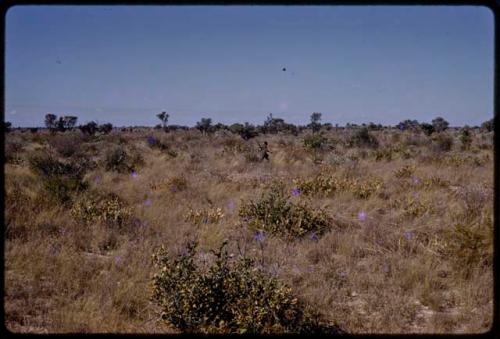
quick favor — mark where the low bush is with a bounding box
[48,133,84,157]
[28,151,88,203]
[303,133,330,152]
[147,135,178,157]
[185,207,224,225]
[373,147,393,161]
[104,144,144,173]
[393,164,416,178]
[431,133,454,152]
[390,195,434,218]
[349,127,379,148]
[70,191,133,230]
[443,219,493,277]
[239,182,331,239]
[5,138,25,164]
[151,241,342,334]
[294,172,383,199]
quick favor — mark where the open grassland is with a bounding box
[4,126,493,333]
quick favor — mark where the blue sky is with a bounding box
[5,5,494,127]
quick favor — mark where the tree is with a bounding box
[156,111,169,131]
[432,116,449,133]
[481,118,494,132]
[262,113,293,134]
[309,112,322,133]
[397,119,419,131]
[230,122,258,140]
[62,116,78,130]
[196,118,212,134]
[420,123,435,136]
[79,121,99,135]
[45,113,57,131]
[99,123,113,134]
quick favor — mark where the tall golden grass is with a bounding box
[4,127,493,333]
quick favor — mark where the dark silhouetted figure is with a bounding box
[259,141,271,161]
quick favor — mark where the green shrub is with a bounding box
[48,133,84,157]
[443,219,493,276]
[151,241,342,334]
[5,138,25,164]
[459,128,472,150]
[28,151,88,204]
[431,133,454,152]
[349,127,379,148]
[239,182,331,239]
[303,133,330,152]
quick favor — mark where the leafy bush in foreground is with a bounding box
[239,182,331,239]
[151,241,342,334]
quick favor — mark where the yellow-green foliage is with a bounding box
[422,175,450,190]
[294,172,383,199]
[443,220,493,276]
[71,191,133,228]
[391,195,434,218]
[239,182,331,239]
[373,147,393,161]
[442,154,467,167]
[151,241,341,334]
[393,164,416,178]
[185,207,224,225]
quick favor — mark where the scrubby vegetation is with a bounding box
[4,117,494,334]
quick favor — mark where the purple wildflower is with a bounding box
[115,256,123,265]
[404,231,414,241]
[94,175,102,184]
[309,232,319,241]
[412,176,421,185]
[253,230,265,242]
[170,185,177,193]
[291,188,301,197]
[227,200,236,212]
[358,211,367,221]
[144,198,152,206]
[147,136,157,146]
[131,171,138,178]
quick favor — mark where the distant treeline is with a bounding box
[2,112,495,138]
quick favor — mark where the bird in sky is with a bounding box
[282,67,286,72]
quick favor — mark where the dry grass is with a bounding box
[4,127,493,333]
